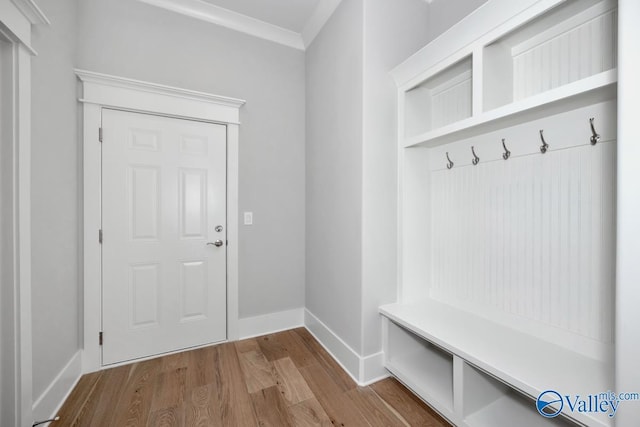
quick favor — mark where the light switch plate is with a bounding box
[244,212,253,225]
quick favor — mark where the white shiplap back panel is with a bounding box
[431,78,472,130]
[429,141,615,359]
[513,8,617,101]
[401,147,432,303]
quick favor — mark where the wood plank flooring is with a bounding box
[52,328,451,426]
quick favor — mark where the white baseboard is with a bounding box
[303,309,387,386]
[32,351,82,423]
[304,309,361,382]
[360,351,389,386]
[238,307,305,340]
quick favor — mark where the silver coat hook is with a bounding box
[446,152,454,170]
[540,129,549,154]
[501,138,511,160]
[589,117,600,145]
[471,146,480,165]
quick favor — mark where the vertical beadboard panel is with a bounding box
[512,9,617,101]
[431,78,472,129]
[430,143,616,344]
[600,142,616,344]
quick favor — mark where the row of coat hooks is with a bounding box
[445,117,601,170]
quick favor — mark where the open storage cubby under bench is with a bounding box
[380,301,613,427]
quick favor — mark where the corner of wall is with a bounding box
[31,351,82,423]
[238,308,305,340]
[304,309,388,385]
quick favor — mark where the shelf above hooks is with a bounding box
[402,71,616,149]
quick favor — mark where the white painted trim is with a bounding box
[75,69,245,110]
[75,69,245,124]
[360,352,388,386]
[32,352,82,423]
[15,42,34,427]
[226,124,240,342]
[10,0,50,25]
[303,310,386,386]
[0,0,31,46]
[78,71,244,373]
[0,4,47,422]
[137,0,304,50]
[615,0,640,425]
[301,0,343,48]
[80,102,102,374]
[134,0,342,50]
[238,308,304,340]
[304,310,361,383]
[391,0,562,87]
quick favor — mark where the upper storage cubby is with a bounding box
[404,56,472,139]
[395,0,618,148]
[483,0,617,111]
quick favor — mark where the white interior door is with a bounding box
[101,109,227,365]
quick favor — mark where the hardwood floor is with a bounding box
[52,328,451,426]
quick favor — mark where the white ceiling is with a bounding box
[201,0,322,33]
[137,0,344,50]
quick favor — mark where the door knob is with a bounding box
[207,240,224,247]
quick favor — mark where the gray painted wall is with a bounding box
[75,0,306,320]
[361,0,489,357]
[361,0,432,357]
[28,0,485,406]
[428,0,489,41]
[30,0,305,400]
[31,0,80,400]
[306,0,489,362]
[305,0,365,354]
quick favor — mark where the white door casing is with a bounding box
[101,109,227,365]
[0,2,48,425]
[77,69,245,373]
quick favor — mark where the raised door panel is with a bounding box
[101,109,227,365]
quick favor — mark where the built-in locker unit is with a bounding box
[381,1,618,426]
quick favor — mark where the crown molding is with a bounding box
[10,0,50,25]
[136,0,343,51]
[138,0,304,50]
[301,0,342,48]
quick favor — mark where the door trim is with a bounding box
[0,4,48,425]
[76,69,245,373]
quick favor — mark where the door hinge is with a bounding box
[99,229,103,244]
[99,331,103,346]
[99,127,103,143]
